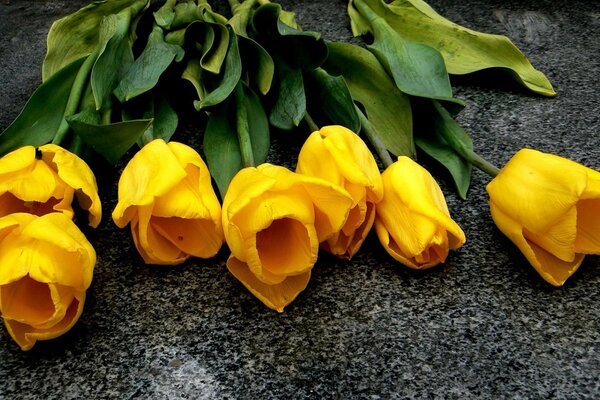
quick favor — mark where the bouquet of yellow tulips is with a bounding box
[1,0,598,351]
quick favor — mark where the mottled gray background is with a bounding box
[1,0,599,398]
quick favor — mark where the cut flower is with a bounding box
[0,212,96,350]
[486,148,600,286]
[296,125,383,259]
[222,163,353,312]
[375,156,465,269]
[0,144,102,227]
[112,139,223,265]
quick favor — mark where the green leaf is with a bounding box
[194,26,242,110]
[251,3,328,70]
[122,94,179,145]
[238,34,275,96]
[0,57,86,155]
[414,100,474,199]
[42,0,149,81]
[353,0,455,102]
[114,25,183,102]
[182,58,205,100]
[91,12,135,110]
[153,0,177,29]
[323,42,414,158]
[268,59,305,130]
[67,110,152,165]
[305,68,360,133]
[349,0,555,96]
[203,85,269,197]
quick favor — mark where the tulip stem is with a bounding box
[53,52,97,145]
[356,106,394,168]
[466,149,501,177]
[303,112,319,133]
[235,83,255,167]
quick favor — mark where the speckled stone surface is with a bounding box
[1,0,600,398]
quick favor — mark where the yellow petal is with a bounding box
[486,149,586,234]
[296,131,345,186]
[297,175,354,242]
[112,139,187,227]
[0,153,59,203]
[227,256,311,312]
[0,214,36,284]
[0,145,36,177]
[244,217,318,282]
[21,213,95,291]
[152,216,223,259]
[3,291,85,351]
[490,200,583,286]
[133,205,188,265]
[0,276,55,326]
[39,144,102,228]
[574,199,600,254]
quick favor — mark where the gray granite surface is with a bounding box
[1,0,600,398]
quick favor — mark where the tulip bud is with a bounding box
[112,139,223,265]
[296,125,383,259]
[0,144,102,227]
[0,212,95,350]
[486,148,600,286]
[222,163,353,311]
[375,157,465,269]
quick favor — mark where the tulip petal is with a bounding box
[152,216,223,259]
[227,256,311,312]
[490,201,583,286]
[39,144,102,227]
[575,199,600,254]
[112,139,187,227]
[297,176,354,242]
[245,217,318,280]
[296,131,345,186]
[486,149,586,234]
[0,155,58,203]
[0,276,54,326]
[133,205,187,265]
[3,291,85,351]
[20,213,95,291]
[522,207,577,262]
[0,145,36,176]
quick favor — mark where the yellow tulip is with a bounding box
[375,156,466,269]
[112,139,224,265]
[296,125,383,259]
[222,163,353,312]
[0,212,95,351]
[0,144,102,227]
[486,148,600,286]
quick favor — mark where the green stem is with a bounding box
[228,0,241,9]
[235,84,255,167]
[70,134,84,157]
[52,52,97,145]
[303,112,319,133]
[102,109,112,125]
[465,149,500,177]
[353,0,379,24]
[356,106,394,168]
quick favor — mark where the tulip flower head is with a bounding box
[375,157,466,269]
[296,125,383,259]
[486,148,600,286]
[112,139,223,265]
[0,212,96,350]
[0,144,102,227]
[222,163,353,312]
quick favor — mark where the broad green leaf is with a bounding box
[348,0,555,96]
[122,94,179,145]
[153,0,177,29]
[198,22,230,74]
[42,0,149,81]
[0,57,86,155]
[91,12,135,110]
[414,100,474,199]
[203,85,270,197]
[268,59,305,130]
[323,42,414,158]
[194,27,242,110]
[238,35,275,95]
[170,1,203,29]
[353,0,455,102]
[228,0,258,37]
[182,58,205,100]
[251,3,328,71]
[305,68,360,133]
[114,25,183,102]
[67,111,152,165]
